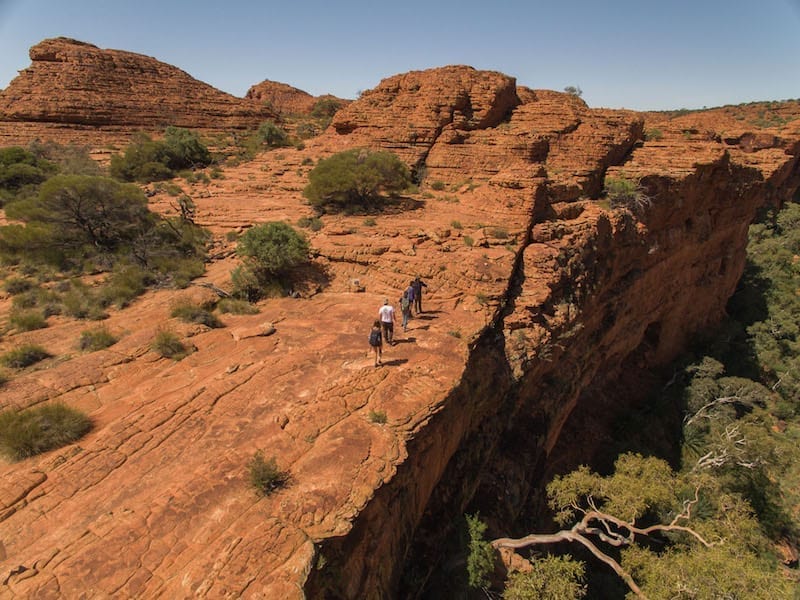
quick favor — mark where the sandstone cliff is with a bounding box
[1,51,799,599]
[0,37,275,148]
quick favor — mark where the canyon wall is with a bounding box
[1,42,799,598]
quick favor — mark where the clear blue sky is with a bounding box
[0,0,798,111]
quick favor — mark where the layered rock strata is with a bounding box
[0,37,275,148]
[0,56,799,599]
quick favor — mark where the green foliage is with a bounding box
[368,409,387,424]
[236,221,309,281]
[548,453,674,525]
[504,556,586,600]
[310,97,343,119]
[297,216,324,231]
[247,450,288,495]
[170,300,223,328]
[0,344,50,368]
[0,146,56,196]
[256,121,290,148]
[9,309,48,331]
[109,128,211,182]
[303,148,411,210]
[466,514,496,589]
[217,298,259,315]
[603,175,651,214]
[563,85,583,97]
[79,327,118,351]
[3,175,154,263]
[0,403,91,461]
[3,277,33,295]
[151,329,190,360]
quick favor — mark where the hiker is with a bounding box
[378,298,396,345]
[399,290,412,332]
[405,281,416,313]
[368,320,383,366]
[411,276,428,314]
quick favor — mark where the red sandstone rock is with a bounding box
[0,37,275,133]
[245,80,349,117]
[1,49,799,599]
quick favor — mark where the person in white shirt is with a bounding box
[378,298,396,345]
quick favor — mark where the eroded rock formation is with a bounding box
[1,46,799,599]
[245,80,348,117]
[0,37,275,148]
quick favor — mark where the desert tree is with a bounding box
[488,453,791,599]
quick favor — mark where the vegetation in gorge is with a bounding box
[469,201,800,599]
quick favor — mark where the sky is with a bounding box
[0,0,798,111]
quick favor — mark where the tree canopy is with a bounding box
[302,148,411,210]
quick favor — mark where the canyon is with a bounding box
[1,37,799,598]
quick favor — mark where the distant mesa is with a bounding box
[0,36,275,130]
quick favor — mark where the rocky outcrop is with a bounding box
[0,37,275,130]
[245,79,348,116]
[1,55,799,599]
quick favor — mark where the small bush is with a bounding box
[297,216,324,231]
[9,309,47,331]
[151,329,189,360]
[237,222,310,278]
[0,403,92,461]
[431,180,446,191]
[79,327,118,351]
[217,298,259,315]
[1,344,50,368]
[489,226,509,239]
[170,301,223,328]
[3,277,32,295]
[303,148,411,210]
[368,410,388,424]
[463,235,474,247]
[604,175,651,215]
[247,450,288,496]
[451,220,463,229]
[363,217,377,227]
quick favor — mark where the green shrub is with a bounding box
[604,175,651,214]
[79,327,117,351]
[170,300,223,328]
[451,220,463,229]
[430,180,446,191]
[0,403,92,461]
[151,329,189,360]
[237,222,310,278]
[489,226,509,239]
[3,277,32,295]
[247,450,288,496]
[297,216,324,231]
[303,148,411,210]
[466,514,496,589]
[463,235,474,247]
[0,146,56,196]
[310,97,343,119]
[9,309,47,331]
[368,409,387,424]
[217,298,259,315]
[1,344,50,368]
[255,121,290,149]
[110,128,211,183]
[363,217,377,227]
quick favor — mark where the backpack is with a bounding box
[369,329,381,346]
[400,296,411,312]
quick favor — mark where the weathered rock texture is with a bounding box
[1,50,799,599]
[245,80,348,117]
[0,37,275,148]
